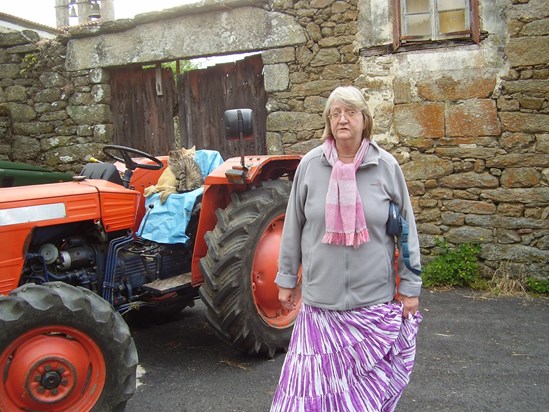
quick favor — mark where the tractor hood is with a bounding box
[0,179,140,232]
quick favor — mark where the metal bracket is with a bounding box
[155,64,163,96]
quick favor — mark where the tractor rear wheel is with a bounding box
[0,282,137,412]
[199,180,300,357]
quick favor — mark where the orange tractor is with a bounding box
[0,109,302,411]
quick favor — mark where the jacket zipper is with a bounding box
[344,250,351,310]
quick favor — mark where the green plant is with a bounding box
[526,277,549,295]
[20,53,39,76]
[142,60,198,80]
[422,238,482,288]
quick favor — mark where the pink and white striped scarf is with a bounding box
[321,138,370,248]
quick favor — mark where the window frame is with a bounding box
[393,0,480,51]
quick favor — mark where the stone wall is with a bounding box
[0,30,111,172]
[0,0,547,278]
[263,0,548,277]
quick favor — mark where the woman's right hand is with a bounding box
[278,286,301,310]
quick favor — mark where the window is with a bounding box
[393,0,479,50]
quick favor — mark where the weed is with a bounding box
[525,277,549,295]
[422,238,482,288]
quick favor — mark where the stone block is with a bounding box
[66,104,112,125]
[11,135,40,161]
[537,134,549,153]
[311,0,332,8]
[91,84,111,104]
[436,146,501,160]
[0,102,36,122]
[497,203,525,217]
[263,64,289,92]
[66,8,307,71]
[291,79,340,97]
[441,212,465,226]
[321,64,360,80]
[400,155,453,180]
[13,122,54,136]
[35,88,62,103]
[394,103,445,138]
[500,112,549,133]
[89,68,110,84]
[40,111,68,122]
[261,48,295,64]
[267,111,324,132]
[480,244,548,265]
[487,153,549,168]
[506,37,549,67]
[310,48,340,67]
[285,139,322,155]
[0,31,39,47]
[446,100,501,137]
[93,124,114,143]
[417,74,496,101]
[296,46,314,67]
[5,85,26,102]
[502,79,549,95]
[415,207,441,222]
[266,132,284,155]
[501,168,541,188]
[39,72,65,88]
[445,226,493,244]
[444,199,497,215]
[393,77,411,104]
[481,187,549,205]
[439,171,499,189]
[0,64,20,79]
[303,96,327,113]
[500,132,535,151]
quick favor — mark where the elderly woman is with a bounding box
[271,86,422,412]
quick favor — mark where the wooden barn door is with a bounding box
[178,54,267,160]
[110,66,177,156]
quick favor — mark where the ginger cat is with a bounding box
[143,146,204,204]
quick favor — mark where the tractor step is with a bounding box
[142,273,192,294]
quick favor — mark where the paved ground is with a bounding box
[125,289,548,412]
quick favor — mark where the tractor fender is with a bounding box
[190,154,301,285]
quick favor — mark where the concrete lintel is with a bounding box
[66,7,306,71]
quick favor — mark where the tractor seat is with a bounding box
[80,163,124,186]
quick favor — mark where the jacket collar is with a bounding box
[320,139,381,168]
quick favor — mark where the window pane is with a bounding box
[439,10,466,33]
[406,0,430,14]
[438,0,466,11]
[406,13,432,36]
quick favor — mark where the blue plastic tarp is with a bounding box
[137,150,223,244]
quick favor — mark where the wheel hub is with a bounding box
[252,216,301,328]
[3,332,96,409]
[29,360,74,401]
[40,368,64,390]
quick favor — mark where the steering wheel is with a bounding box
[103,145,163,171]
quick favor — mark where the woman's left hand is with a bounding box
[397,295,419,318]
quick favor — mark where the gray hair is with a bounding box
[321,86,373,141]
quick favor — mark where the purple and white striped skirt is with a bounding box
[270,302,422,412]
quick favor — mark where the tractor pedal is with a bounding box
[142,273,192,294]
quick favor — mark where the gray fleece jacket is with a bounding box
[275,141,422,311]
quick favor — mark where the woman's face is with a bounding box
[329,101,365,146]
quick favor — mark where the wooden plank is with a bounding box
[111,67,176,156]
[176,55,267,160]
[141,272,192,293]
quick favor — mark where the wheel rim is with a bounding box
[251,213,301,328]
[1,325,106,411]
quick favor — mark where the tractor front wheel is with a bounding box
[199,180,300,357]
[0,282,137,412]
